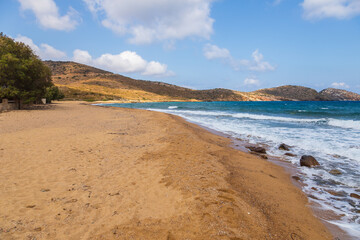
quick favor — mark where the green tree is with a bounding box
[45,86,65,103]
[0,33,53,105]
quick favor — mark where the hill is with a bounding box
[255,85,360,101]
[319,88,360,101]
[254,85,322,101]
[44,61,248,102]
[44,61,360,102]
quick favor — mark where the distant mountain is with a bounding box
[254,85,322,101]
[319,88,360,101]
[255,85,360,101]
[44,61,360,102]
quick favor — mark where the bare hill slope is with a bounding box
[319,88,360,101]
[44,61,360,102]
[44,61,245,102]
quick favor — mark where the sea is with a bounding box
[99,101,360,238]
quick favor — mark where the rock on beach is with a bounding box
[329,169,342,175]
[246,146,267,154]
[279,143,291,151]
[300,155,320,168]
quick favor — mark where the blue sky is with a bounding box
[1,0,360,93]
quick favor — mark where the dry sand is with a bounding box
[0,101,332,239]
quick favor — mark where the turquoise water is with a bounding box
[100,101,360,237]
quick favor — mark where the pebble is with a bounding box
[329,169,342,175]
[350,193,360,199]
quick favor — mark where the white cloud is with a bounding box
[96,51,148,73]
[73,49,174,77]
[203,44,231,60]
[83,0,214,44]
[248,50,275,72]
[203,44,275,72]
[18,0,79,31]
[40,44,67,59]
[244,78,260,86]
[302,0,360,20]
[331,82,350,88]
[143,61,175,76]
[15,35,67,60]
[73,49,92,64]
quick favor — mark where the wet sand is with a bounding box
[0,101,332,239]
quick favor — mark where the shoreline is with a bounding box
[101,101,358,239]
[1,101,334,239]
[176,118,353,240]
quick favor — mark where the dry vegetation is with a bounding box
[44,61,360,102]
[45,61,246,102]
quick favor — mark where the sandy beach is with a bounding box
[0,101,332,239]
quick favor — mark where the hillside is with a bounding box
[319,88,360,101]
[255,85,360,101]
[44,61,360,102]
[44,61,248,102]
[254,85,322,101]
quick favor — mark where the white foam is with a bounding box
[326,221,360,239]
[158,111,360,161]
[147,109,230,116]
[328,119,360,130]
[232,113,323,123]
[150,109,324,122]
[153,109,360,131]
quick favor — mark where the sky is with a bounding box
[1,0,360,93]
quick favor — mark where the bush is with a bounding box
[45,86,65,103]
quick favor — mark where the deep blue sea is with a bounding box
[100,101,360,237]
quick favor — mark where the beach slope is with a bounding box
[0,102,331,239]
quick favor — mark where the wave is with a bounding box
[147,109,229,116]
[168,106,178,109]
[328,119,360,130]
[231,113,324,123]
[148,109,360,130]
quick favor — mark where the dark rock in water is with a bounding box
[350,193,360,199]
[285,153,296,157]
[292,176,301,181]
[300,155,320,167]
[308,194,319,200]
[279,143,291,151]
[246,146,266,154]
[326,190,347,197]
[329,169,342,175]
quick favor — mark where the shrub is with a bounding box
[45,86,65,103]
